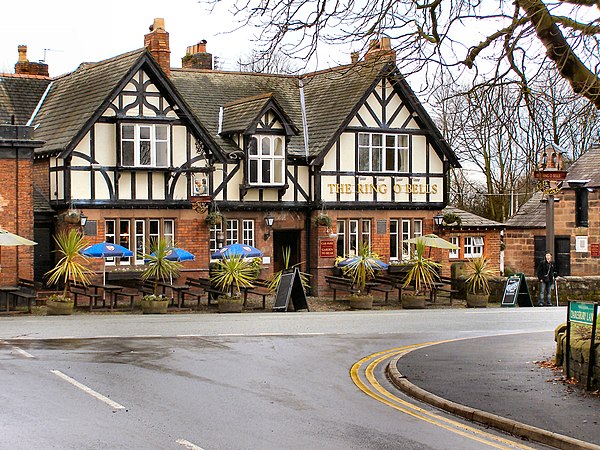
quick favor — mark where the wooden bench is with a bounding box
[431,276,460,304]
[113,288,140,311]
[138,280,158,297]
[372,275,403,302]
[185,278,226,306]
[9,278,39,313]
[243,279,271,309]
[325,276,358,301]
[366,278,396,304]
[70,285,103,311]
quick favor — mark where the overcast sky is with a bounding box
[0,0,328,76]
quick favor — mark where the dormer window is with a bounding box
[248,135,285,185]
[358,132,409,172]
[121,123,170,167]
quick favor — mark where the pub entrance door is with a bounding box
[272,230,301,274]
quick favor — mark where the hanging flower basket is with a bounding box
[63,209,82,224]
[314,213,332,227]
[206,211,224,226]
[442,212,461,226]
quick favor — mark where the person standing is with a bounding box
[537,252,557,306]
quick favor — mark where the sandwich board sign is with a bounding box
[501,273,533,307]
[273,268,309,312]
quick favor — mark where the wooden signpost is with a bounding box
[501,273,533,307]
[273,268,309,312]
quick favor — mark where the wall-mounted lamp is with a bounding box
[264,212,274,240]
[216,231,225,248]
[433,213,444,228]
[80,212,88,227]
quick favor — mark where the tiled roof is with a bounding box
[442,205,503,228]
[504,192,546,228]
[565,144,600,187]
[222,94,273,134]
[170,61,403,159]
[31,49,146,155]
[0,74,51,125]
[33,186,54,214]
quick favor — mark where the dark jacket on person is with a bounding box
[537,260,557,283]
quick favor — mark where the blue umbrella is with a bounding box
[163,248,195,262]
[337,257,389,270]
[81,242,134,289]
[211,243,263,259]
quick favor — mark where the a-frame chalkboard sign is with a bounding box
[273,268,309,312]
[501,273,533,307]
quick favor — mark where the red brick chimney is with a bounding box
[144,18,171,77]
[182,40,213,70]
[364,37,396,63]
[14,45,49,78]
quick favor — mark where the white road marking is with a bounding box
[176,438,205,449]
[50,370,125,411]
[177,334,204,337]
[12,347,35,358]
[297,332,325,335]
[131,335,162,338]
[93,335,121,338]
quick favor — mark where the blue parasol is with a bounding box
[337,257,389,270]
[81,242,134,290]
[154,247,195,262]
[211,243,263,259]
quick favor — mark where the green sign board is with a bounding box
[569,301,596,325]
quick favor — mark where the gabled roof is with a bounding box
[565,144,600,188]
[504,192,546,228]
[29,49,222,161]
[0,74,51,125]
[442,206,503,228]
[170,60,460,165]
[221,93,298,135]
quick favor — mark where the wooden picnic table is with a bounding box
[0,286,19,312]
[90,283,124,310]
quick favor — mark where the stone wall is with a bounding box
[555,324,600,390]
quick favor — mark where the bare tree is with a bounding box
[237,50,300,74]
[204,0,600,107]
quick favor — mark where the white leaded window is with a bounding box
[226,219,239,246]
[134,220,145,265]
[464,236,484,258]
[121,123,170,167]
[210,223,223,254]
[336,220,346,257]
[242,220,255,247]
[401,219,411,260]
[248,135,285,185]
[449,236,459,259]
[358,132,409,172]
[339,219,371,256]
[164,220,174,246]
[105,220,116,265]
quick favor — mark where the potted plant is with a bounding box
[45,229,92,315]
[210,254,257,312]
[314,212,332,227]
[205,211,223,226]
[464,256,492,308]
[402,239,441,309]
[268,247,311,293]
[339,243,386,310]
[140,238,182,314]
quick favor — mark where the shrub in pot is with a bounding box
[140,238,181,314]
[45,229,92,315]
[402,239,441,309]
[210,254,257,313]
[465,256,492,308]
[339,243,386,310]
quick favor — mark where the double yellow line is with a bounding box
[350,343,534,450]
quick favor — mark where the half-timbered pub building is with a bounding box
[0,19,461,295]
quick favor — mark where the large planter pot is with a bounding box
[46,299,74,315]
[349,294,373,310]
[218,296,244,313]
[141,298,169,314]
[401,293,427,309]
[466,292,489,308]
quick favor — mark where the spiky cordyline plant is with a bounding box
[340,243,386,294]
[465,256,492,295]
[210,254,256,297]
[403,239,441,295]
[267,246,311,292]
[45,229,92,300]
[141,237,182,298]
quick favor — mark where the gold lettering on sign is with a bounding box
[326,183,439,196]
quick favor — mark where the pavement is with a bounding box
[389,331,600,450]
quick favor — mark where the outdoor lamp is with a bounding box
[80,212,88,227]
[264,212,274,240]
[433,213,444,228]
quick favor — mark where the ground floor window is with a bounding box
[105,218,174,266]
[211,219,256,256]
[449,236,459,259]
[390,218,423,260]
[337,219,371,256]
[464,236,484,258]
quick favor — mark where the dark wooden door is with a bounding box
[272,230,301,274]
[534,235,570,276]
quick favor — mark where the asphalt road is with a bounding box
[0,308,566,449]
